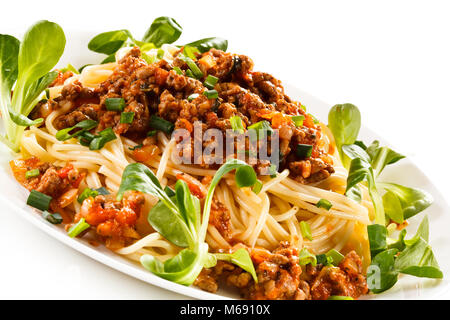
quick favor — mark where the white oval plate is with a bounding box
[1,29,449,300]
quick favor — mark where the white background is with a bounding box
[0,0,449,299]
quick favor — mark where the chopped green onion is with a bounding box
[203,89,218,99]
[204,75,218,89]
[77,188,99,204]
[27,190,52,211]
[56,119,98,141]
[79,131,96,146]
[235,166,257,188]
[316,199,332,210]
[230,116,245,133]
[149,115,175,134]
[95,187,110,195]
[179,55,203,79]
[105,97,126,111]
[79,138,90,147]
[326,249,344,266]
[173,67,183,75]
[298,248,317,266]
[291,115,305,127]
[316,254,328,265]
[248,120,273,140]
[147,130,157,136]
[300,221,313,241]
[128,144,143,151]
[183,46,200,60]
[67,218,90,238]
[120,112,135,124]
[327,296,354,300]
[89,127,117,150]
[252,180,263,194]
[268,164,278,178]
[308,113,319,124]
[42,211,63,224]
[25,169,40,179]
[185,69,194,78]
[295,144,313,159]
[188,93,199,102]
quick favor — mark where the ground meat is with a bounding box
[308,251,369,300]
[194,243,368,300]
[194,268,219,293]
[245,242,307,300]
[35,167,65,198]
[10,157,83,225]
[75,191,145,249]
[44,46,334,183]
[10,157,81,199]
[194,260,252,293]
[209,199,232,241]
[54,104,100,130]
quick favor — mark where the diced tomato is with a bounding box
[256,109,276,120]
[133,145,160,162]
[155,68,169,85]
[178,118,193,133]
[198,55,216,69]
[96,220,120,237]
[271,113,293,129]
[251,247,272,265]
[116,206,137,225]
[303,114,316,128]
[58,164,74,179]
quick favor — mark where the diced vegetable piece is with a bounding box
[204,75,218,89]
[105,97,126,111]
[27,190,52,211]
[149,115,174,134]
[203,89,218,99]
[300,221,313,241]
[295,144,313,159]
[25,169,40,179]
[316,199,332,210]
[42,211,63,224]
[67,218,90,238]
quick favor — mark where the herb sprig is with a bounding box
[0,21,66,151]
[87,17,228,64]
[328,103,439,294]
[117,159,258,285]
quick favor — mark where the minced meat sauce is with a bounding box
[38,46,334,183]
[195,242,368,300]
[10,157,145,249]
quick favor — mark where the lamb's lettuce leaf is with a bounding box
[0,21,65,152]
